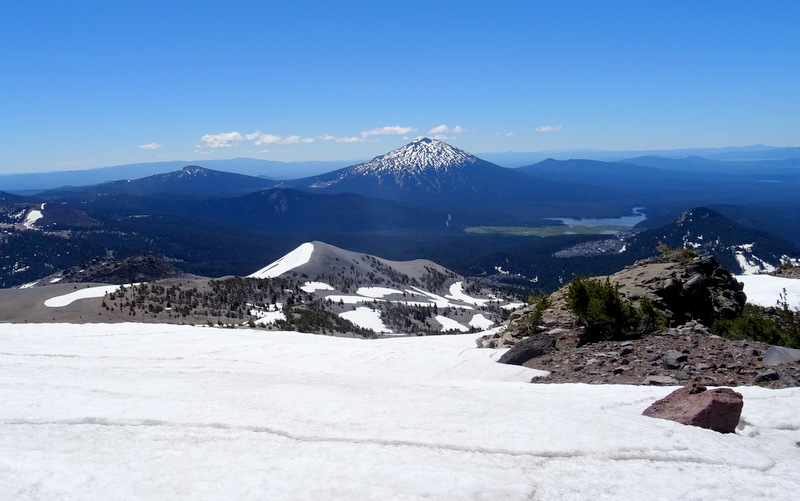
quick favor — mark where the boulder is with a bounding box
[762,345,800,366]
[498,334,555,365]
[662,350,688,369]
[642,383,743,433]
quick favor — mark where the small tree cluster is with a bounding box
[656,242,698,262]
[712,289,800,348]
[566,276,664,344]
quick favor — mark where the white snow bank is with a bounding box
[326,295,380,304]
[736,274,800,309]
[435,315,469,332]
[252,311,286,325]
[23,208,43,229]
[300,281,334,293]
[356,286,403,298]
[1,323,799,500]
[446,281,490,306]
[735,252,776,275]
[44,284,138,307]
[339,307,392,333]
[248,242,314,278]
[501,301,525,310]
[469,313,494,329]
[407,287,474,310]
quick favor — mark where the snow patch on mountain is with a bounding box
[436,315,469,332]
[249,242,314,278]
[23,204,45,229]
[44,283,139,307]
[446,281,490,306]
[300,281,334,293]
[357,286,403,298]
[469,314,494,329]
[340,307,392,332]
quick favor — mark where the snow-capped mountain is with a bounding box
[292,138,575,210]
[302,137,505,193]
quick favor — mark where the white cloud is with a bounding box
[430,134,454,141]
[138,142,163,150]
[428,124,466,134]
[535,125,563,132]
[506,132,518,138]
[199,131,245,148]
[361,125,417,137]
[245,132,314,145]
[318,135,337,141]
[336,136,365,143]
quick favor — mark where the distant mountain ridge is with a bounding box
[38,165,278,200]
[0,158,355,192]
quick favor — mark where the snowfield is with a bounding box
[248,242,315,278]
[43,283,138,307]
[736,274,800,310]
[1,323,799,500]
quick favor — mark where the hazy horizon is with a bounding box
[2,1,798,174]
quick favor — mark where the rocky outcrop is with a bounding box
[771,266,800,279]
[642,383,743,433]
[607,255,746,326]
[490,255,800,387]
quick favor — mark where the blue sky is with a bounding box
[2,1,798,173]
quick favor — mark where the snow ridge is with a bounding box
[248,242,315,278]
[351,137,480,175]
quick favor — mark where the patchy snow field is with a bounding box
[1,323,799,500]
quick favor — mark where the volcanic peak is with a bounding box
[351,137,481,175]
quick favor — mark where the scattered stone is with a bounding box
[645,353,661,362]
[643,375,678,386]
[642,383,743,433]
[663,350,688,369]
[755,369,780,383]
[743,347,760,357]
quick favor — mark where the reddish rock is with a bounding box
[642,383,743,433]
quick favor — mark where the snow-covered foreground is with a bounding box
[1,324,799,500]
